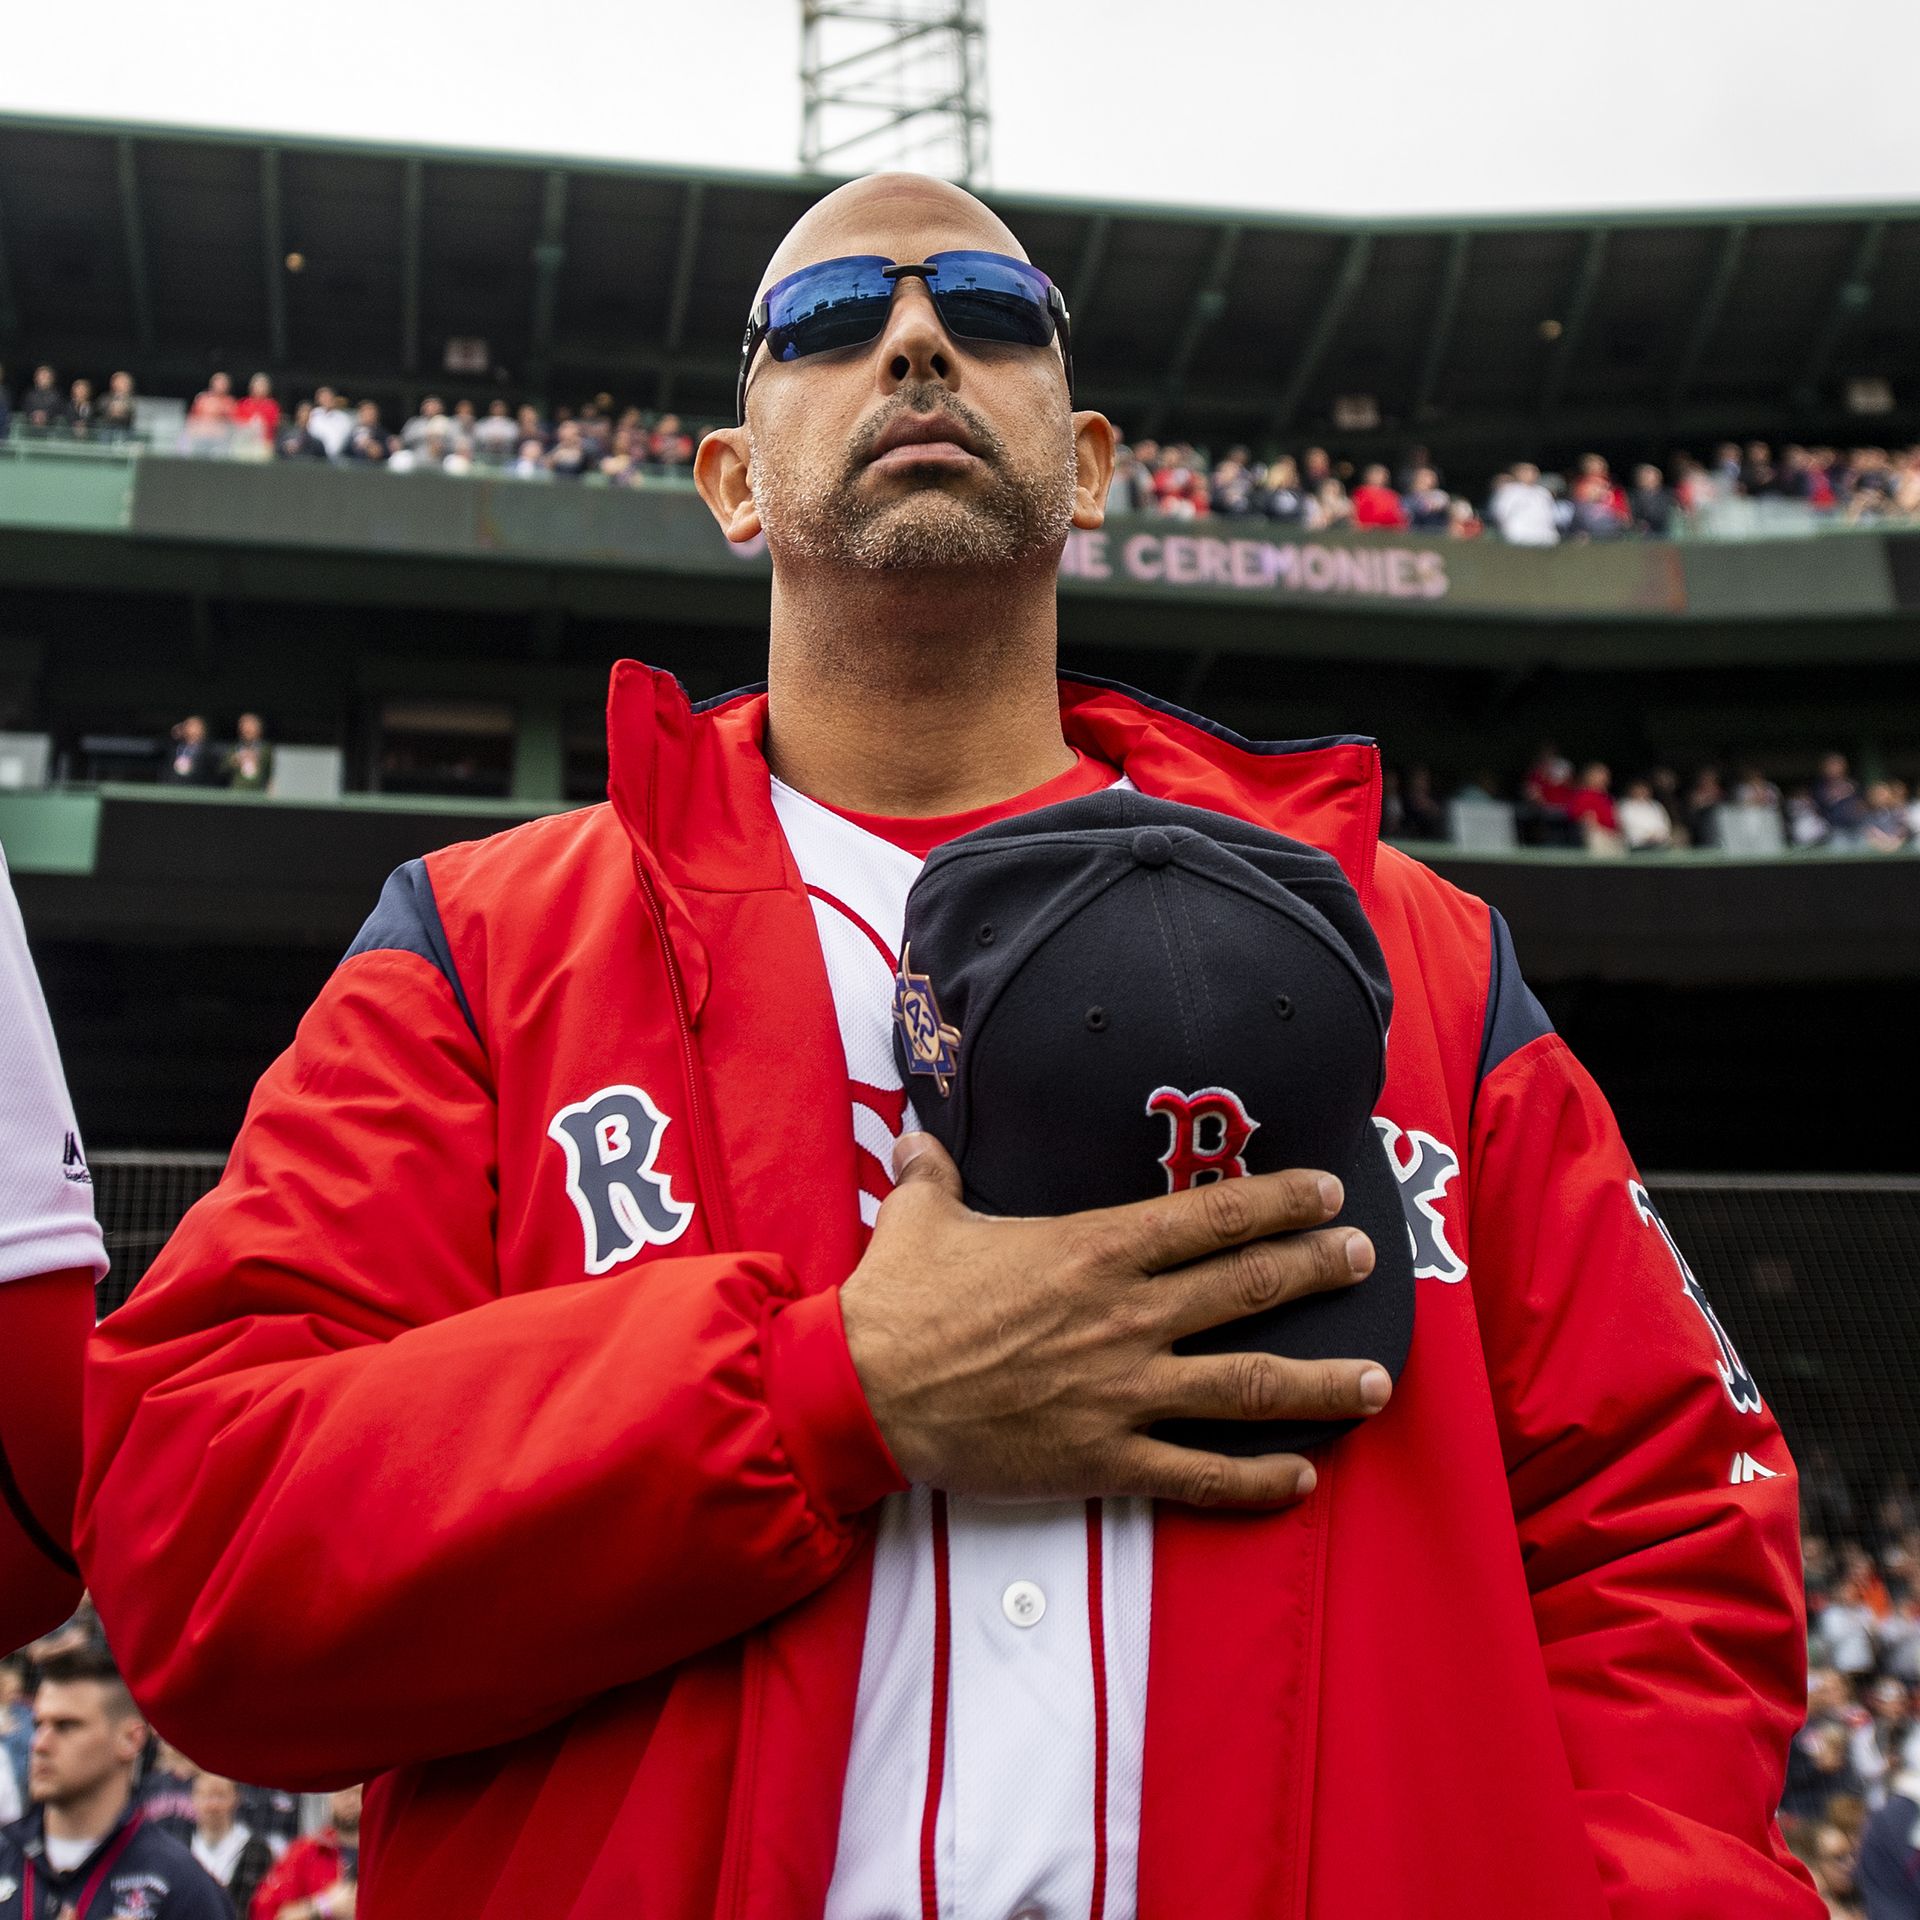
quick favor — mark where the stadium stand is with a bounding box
[0,120,1916,1895]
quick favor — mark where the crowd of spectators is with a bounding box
[2,1612,358,1917]
[1096,436,1920,540]
[7,361,1920,536]
[1784,1467,1920,1917]
[1387,748,1920,855]
[159,713,276,791]
[10,1490,1917,1920]
[0,361,703,486]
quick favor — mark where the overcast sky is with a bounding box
[3,0,1916,217]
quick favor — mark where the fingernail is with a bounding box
[1298,1465,1318,1495]
[1346,1231,1374,1276]
[1360,1367,1392,1410]
[891,1132,930,1176]
[1318,1174,1343,1213]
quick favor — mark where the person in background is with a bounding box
[1447,494,1484,539]
[1858,1758,1920,1917]
[1208,448,1257,517]
[66,378,95,438]
[1684,767,1726,849]
[1617,775,1676,851]
[246,1783,360,1920]
[1301,444,1333,495]
[510,436,548,478]
[1743,439,1779,496]
[1350,462,1408,530]
[1735,765,1783,812]
[0,1646,229,1918]
[274,402,326,461]
[234,1786,300,1861]
[162,716,214,785]
[1564,761,1620,848]
[1805,1822,1863,1918]
[1401,765,1445,840]
[1404,465,1450,532]
[20,365,67,433]
[0,362,11,440]
[545,417,592,478]
[223,714,273,792]
[1630,462,1677,536]
[233,374,280,448]
[1312,472,1353,529]
[140,1738,199,1843]
[345,402,389,464]
[1813,753,1868,843]
[1569,453,1629,539]
[96,370,139,441]
[305,389,354,461]
[512,402,546,453]
[1261,452,1309,524]
[1489,461,1559,546]
[647,411,694,468]
[398,395,447,456]
[0,1663,30,1818]
[185,372,237,453]
[471,397,519,466]
[190,1773,274,1917]
[448,398,478,460]
[1862,782,1911,851]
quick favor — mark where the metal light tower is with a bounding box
[800,1,990,186]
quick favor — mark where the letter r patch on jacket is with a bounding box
[548,1083,695,1272]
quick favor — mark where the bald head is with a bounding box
[757,173,1026,301]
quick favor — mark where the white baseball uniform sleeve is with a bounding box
[0,845,108,1286]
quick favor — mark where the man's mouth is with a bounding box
[863,412,983,473]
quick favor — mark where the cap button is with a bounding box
[1132,827,1173,868]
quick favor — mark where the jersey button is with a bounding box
[1001,1580,1046,1628]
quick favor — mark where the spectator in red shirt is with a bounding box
[647,411,694,468]
[1564,761,1619,836]
[233,373,280,446]
[1350,463,1408,530]
[248,1783,360,1920]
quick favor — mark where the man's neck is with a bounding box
[763,562,1073,817]
[45,1776,131,1851]
[197,1814,233,1844]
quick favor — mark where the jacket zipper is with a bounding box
[632,857,767,1916]
[633,858,737,1250]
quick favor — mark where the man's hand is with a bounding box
[839,1133,1389,1509]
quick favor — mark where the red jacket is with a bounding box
[78,666,1820,1919]
[249,1831,347,1920]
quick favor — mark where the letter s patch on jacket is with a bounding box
[548,1084,695,1273]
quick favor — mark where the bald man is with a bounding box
[79,176,1818,1919]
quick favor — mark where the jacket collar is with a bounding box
[605,659,1383,904]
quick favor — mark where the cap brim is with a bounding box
[1152,1120,1417,1457]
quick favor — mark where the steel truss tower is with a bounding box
[800,1,990,185]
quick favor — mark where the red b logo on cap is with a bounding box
[1147,1086,1259,1192]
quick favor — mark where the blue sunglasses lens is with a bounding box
[921,251,1058,348]
[765,256,898,362]
[762,250,1057,363]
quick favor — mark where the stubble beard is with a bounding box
[750,388,1078,575]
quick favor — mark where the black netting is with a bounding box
[88,1150,226,1317]
[1648,1176,1920,1539]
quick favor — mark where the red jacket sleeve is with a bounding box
[1469,1019,1821,1916]
[76,944,902,1786]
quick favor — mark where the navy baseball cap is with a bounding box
[891,788,1415,1455]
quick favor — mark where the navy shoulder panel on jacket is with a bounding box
[1476,906,1554,1087]
[344,859,478,1040]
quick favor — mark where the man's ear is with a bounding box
[694,426,762,544]
[1070,411,1118,530]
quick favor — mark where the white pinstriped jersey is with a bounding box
[0,846,106,1289]
[770,773,1151,1920]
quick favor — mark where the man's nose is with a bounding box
[873,278,956,396]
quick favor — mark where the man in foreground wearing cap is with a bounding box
[79,174,1819,1917]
